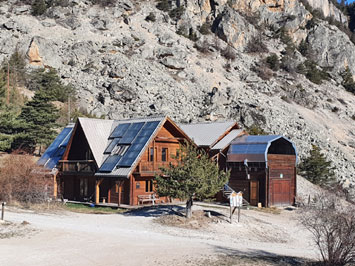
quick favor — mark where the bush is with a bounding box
[265,53,280,71]
[194,40,211,54]
[0,154,52,203]
[299,194,355,266]
[90,0,116,7]
[341,67,355,95]
[156,0,171,12]
[221,46,236,61]
[246,125,267,135]
[145,12,156,22]
[31,0,47,16]
[246,34,268,53]
[298,145,336,188]
[297,60,329,85]
[169,6,185,20]
[199,22,211,35]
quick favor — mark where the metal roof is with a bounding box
[211,129,244,151]
[37,124,74,169]
[179,121,237,147]
[79,118,114,167]
[227,135,297,166]
[95,116,166,178]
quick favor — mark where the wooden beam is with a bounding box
[95,178,103,204]
[53,173,58,199]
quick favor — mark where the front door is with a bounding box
[250,181,259,206]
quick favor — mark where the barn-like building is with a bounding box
[227,135,297,207]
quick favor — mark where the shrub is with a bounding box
[299,194,355,266]
[90,0,116,7]
[221,45,236,61]
[297,60,329,85]
[31,0,47,16]
[265,53,280,71]
[199,22,211,35]
[0,154,52,203]
[145,12,156,22]
[156,0,171,12]
[246,34,268,53]
[298,145,336,188]
[252,64,273,80]
[246,124,267,135]
[169,6,185,20]
[341,67,355,95]
[194,40,211,54]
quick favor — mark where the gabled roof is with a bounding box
[228,135,297,166]
[79,117,114,167]
[211,129,244,151]
[37,124,74,169]
[179,121,238,147]
[95,116,167,178]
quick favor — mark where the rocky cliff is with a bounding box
[0,0,354,192]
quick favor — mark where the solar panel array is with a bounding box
[98,121,160,173]
[37,126,73,169]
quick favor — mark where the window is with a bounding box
[112,145,129,155]
[162,148,168,162]
[149,147,154,161]
[145,180,153,192]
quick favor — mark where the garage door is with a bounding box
[271,180,291,206]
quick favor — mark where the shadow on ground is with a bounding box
[206,246,320,266]
[124,205,185,217]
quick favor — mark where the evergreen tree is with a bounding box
[155,142,230,218]
[298,145,336,188]
[27,68,74,102]
[31,0,47,16]
[0,107,22,152]
[16,90,59,153]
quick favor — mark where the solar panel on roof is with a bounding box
[119,122,145,144]
[99,155,122,172]
[230,144,268,154]
[110,123,131,138]
[118,143,144,167]
[38,127,73,167]
[104,138,120,154]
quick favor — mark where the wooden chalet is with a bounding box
[41,116,192,206]
[227,135,297,207]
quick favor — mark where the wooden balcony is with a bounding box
[59,160,97,175]
[134,161,177,175]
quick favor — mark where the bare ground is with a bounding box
[0,204,319,266]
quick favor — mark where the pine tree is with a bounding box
[27,68,74,102]
[298,145,336,188]
[155,142,230,218]
[16,90,59,153]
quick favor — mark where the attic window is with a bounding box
[112,145,129,156]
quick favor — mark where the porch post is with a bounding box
[53,173,58,199]
[95,178,103,204]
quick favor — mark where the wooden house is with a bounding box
[40,116,192,206]
[226,135,297,207]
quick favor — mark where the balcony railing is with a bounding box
[59,160,96,174]
[135,161,177,174]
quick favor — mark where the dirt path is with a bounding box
[0,205,318,266]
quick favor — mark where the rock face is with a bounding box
[0,0,354,193]
[307,0,348,23]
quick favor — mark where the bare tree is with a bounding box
[0,154,52,204]
[299,194,355,266]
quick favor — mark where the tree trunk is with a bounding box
[186,198,193,219]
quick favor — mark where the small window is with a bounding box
[162,148,168,162]
[149,147,154,162]
[112,145,129,156]
[145,180,153,192]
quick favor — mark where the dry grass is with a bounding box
[0,220,37,239]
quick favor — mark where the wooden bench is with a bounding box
[138,194,158,205]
